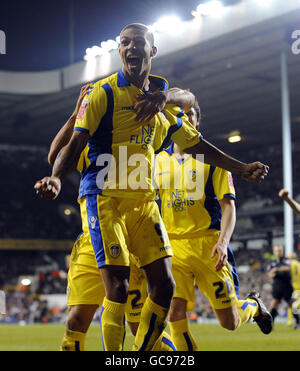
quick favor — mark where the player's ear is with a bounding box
[151,46,158,58]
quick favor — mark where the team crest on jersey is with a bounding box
[109,244,121,258]
[77,99,90,120]
[188,170,196,181]
[89,216,97,229]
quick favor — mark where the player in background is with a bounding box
[278,189,300,327]
[279,189,300,215]
[35,23,269,352]
[267,245,299,328]
[286,253,300,328]
[154,100,273,350]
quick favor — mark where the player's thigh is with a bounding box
[194,236,238,311]
[81,194,130,269]
[170,246,196,314]
[127,200,172,268]
[67,232,105,307]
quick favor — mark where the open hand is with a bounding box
[211,242,228,272]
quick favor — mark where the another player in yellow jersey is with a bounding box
[155,100,273,350]
[279,189,300,327]
[289,255,300,291]
[35,23,269,352]
[287,254,300,328]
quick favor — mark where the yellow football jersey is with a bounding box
[290,259,300,290]
[155,142,236,238]
[74,70,200,201]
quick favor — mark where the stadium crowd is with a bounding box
[0,245,288,325]
[1,142,300,324]
[1,142,300,240]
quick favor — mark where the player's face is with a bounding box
[186,107,200,129]
[119,27,156,79]
[273,246,283,258]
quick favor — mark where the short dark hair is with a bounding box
[120,23,155,46]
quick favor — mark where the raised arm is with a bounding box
[184,137,269,183]
[279,189,300,215]
[48,84,91,166]
[34,130,90,199]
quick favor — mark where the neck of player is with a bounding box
[173,143,185,157]
[122,67,150,91]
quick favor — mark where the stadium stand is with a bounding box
[0,139,299,324]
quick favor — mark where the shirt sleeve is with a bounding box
[212,167,236,201]
[162,104,201,151]
[74,83,108,137]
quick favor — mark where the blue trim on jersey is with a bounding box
[78,83,114,199]
[183,332,194,351]
[86,194,106,267]
[117,69,131,87]
[164,141,185,164]
[162,336,177,351]
[148,75,168,92]
[99,306,106,351]
[165,141,175,155]
[204,166,221,230]
[155,109,184,154]
[139,313,157,351]
[117,69,168,91]
[223,193,236,200]
[74,127,90,134]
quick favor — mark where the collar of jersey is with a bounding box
[117,69,168,92]
[164,141,187,165]
[165,141,175,155]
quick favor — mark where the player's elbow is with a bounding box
[48,150,56,167]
